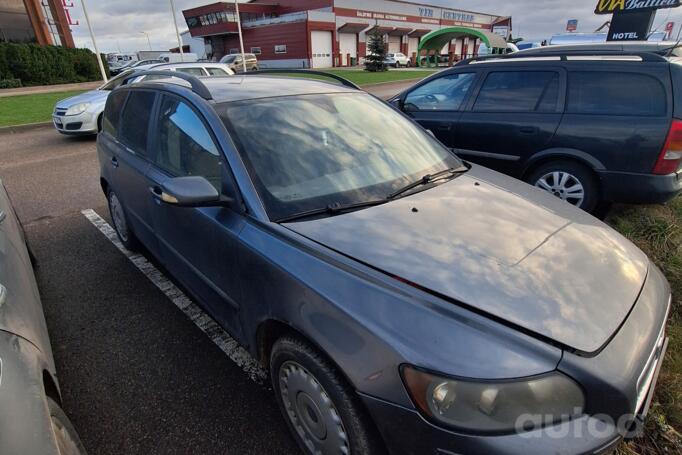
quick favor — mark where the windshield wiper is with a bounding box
[275,199,389,223]
[387,165,468,200]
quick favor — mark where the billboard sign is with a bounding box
[595,0,681,15]
[566,19,578,31]
[666,21,675,38]
[607,9,656,40]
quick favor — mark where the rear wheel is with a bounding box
[270,336,385,455]
[526,161,599,213]
[107,189,139,251]
[47,397,87,455]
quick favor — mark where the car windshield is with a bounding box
[218,93,461,221]
[223,55,237,63]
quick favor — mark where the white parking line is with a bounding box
[81,209,267,383]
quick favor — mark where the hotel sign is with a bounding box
[595,0,681,14]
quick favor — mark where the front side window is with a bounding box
[219,93,461,221]
[404,73,476,111]
[154,96,222,190]
[119,90,156,157]
[567,71,666,116]
[473,71,559,112]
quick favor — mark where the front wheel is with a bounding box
[271,336,385,455]
[107,189,139,251]
[526,161,599,213]
[48,397,88,455]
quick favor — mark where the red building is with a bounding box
[183,0,511,68]
[0,0,74,47]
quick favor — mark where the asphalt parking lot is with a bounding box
[0,81,411,454]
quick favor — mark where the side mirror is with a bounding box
[152,176,224,207]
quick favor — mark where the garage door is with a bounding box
[407,37,419,60]
[338,32,357,66]
[388,36,401,53]
[311,31,333,68]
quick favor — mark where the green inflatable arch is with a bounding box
[416,26,508,67]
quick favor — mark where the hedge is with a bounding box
[0,43,108,87]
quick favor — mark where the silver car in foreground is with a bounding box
[52,62,234,136]
[0,179,86,455]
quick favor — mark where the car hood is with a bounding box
[284,165,649,353]
[55,89,109,109]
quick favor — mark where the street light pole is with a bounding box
[80,0,108,82]
[169,0,184,62]
[234,0,247,72]
[140,31,152,51]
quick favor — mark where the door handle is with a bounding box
[519,126,538,135]
[432,122,452,131]
[111,156,119,168]
[149,186,162,198]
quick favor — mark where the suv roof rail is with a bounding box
[458,50,669,65]
[120,70,213,100]
[243,69,361,90]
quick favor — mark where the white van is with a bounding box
[158,53,199,63]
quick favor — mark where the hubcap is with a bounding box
[279,361,350,455]
[534,171,585,207]
[109,193,129,242]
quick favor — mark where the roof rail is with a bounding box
[242,69,361,90]
[459,50,668,65]
[120,70,213,100]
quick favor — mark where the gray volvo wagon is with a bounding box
[97,70,670,455]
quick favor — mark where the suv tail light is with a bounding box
[653,120,682,175]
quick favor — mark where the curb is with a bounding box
[0,121,52,135]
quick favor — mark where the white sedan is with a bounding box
[52,62,234,136]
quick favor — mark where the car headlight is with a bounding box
[402,366,585,433]
[65,103,90,116]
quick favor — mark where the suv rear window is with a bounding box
[473,71,559,112]
[567,71,666,116]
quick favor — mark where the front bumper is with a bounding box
[598,169,682,204]
[52,110,98,135]
[360,393,621,455]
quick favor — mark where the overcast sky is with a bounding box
[67,0,682,53]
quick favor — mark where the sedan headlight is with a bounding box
[402,366,585,433]
[65,102,90,116]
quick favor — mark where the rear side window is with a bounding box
[119,91,156,157]
[206,67,229,76]
[473,71,559,112]
[102,91,127,136]
[176,67,207,76]
[567,72,666,116]
[404,73,476,111]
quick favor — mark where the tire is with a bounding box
[270,336,385,455]
[107,189,139,251]
[47,397,88,455]
[526,160,599,213]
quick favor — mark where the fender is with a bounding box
[524,148,606,175]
